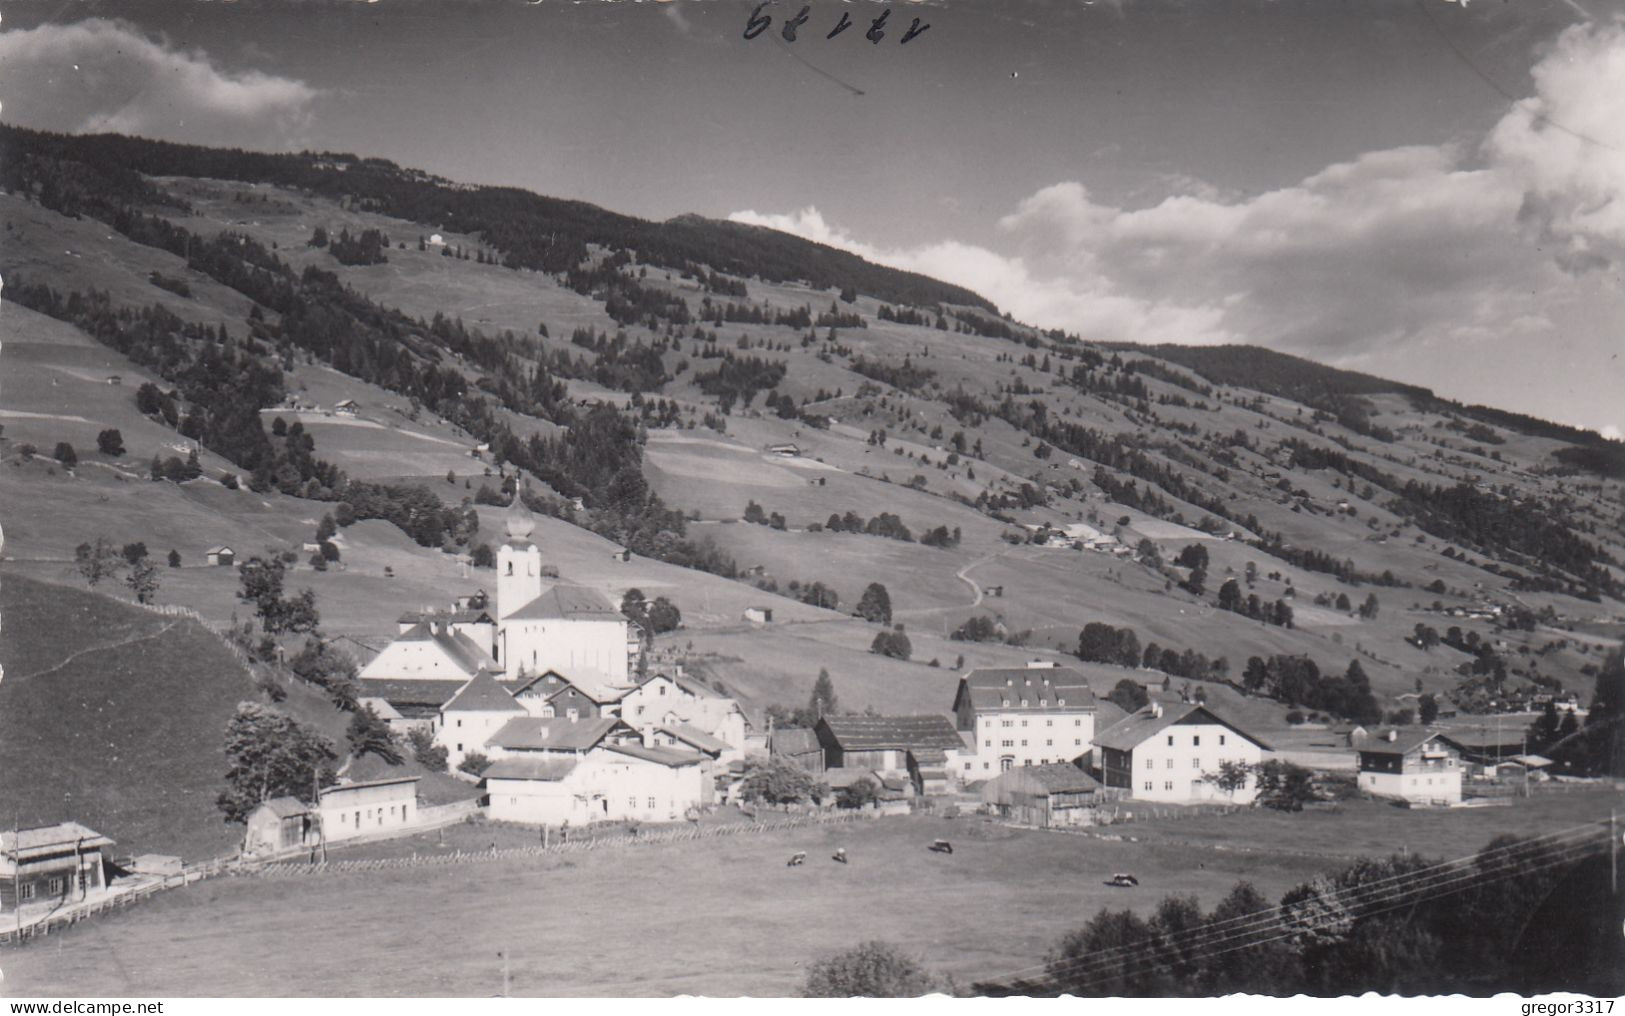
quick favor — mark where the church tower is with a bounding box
[496,507,543,623]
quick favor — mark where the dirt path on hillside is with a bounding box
[3,620,182,688]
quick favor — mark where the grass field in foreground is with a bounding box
[7,793,1614,998]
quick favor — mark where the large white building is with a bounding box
[1093,701,1271,804]
[495,511,636,684]
[434,669,528,769]
[951,662,1100,775]
[483,744,709,826]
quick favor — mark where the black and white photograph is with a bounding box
[0,0,1622,1002]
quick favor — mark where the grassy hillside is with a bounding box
[1,127,1620,756]
[0,574,343,860]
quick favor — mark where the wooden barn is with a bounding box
[979,764,1121,828]
[0,822,114,913]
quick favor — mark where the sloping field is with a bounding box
[0,576,310,860]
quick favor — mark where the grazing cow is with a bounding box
[832,848,849,864]
[929,839,953,855]
[787,851,807,867]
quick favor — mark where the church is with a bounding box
[358,508,641,718]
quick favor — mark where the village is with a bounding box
[4,505,1596,941]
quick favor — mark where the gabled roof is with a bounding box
[442,669,526,714]
[1357,730,1464,758]
[769,727,821,756]
[481,757,579,782]
[0,822,116,857]
[604,743,708,767]
[991,763,1104,795]
[355,679,462,707]
[1430,726,1527,750]
[487,715,631,753]
[656,723,728,755]
[368,624,498,680]
[320,776,418,799]
[818,714,966,751]
[505,585,625,621]
[1092,703,1273,753]
[397,608,495,626]
[511,669,629,705]
[954,666,1098,715]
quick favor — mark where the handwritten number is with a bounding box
[901,18,930,44]
[867,9,890,44]
[743,2,770,40]
[827,12,853,39]
[782,5,810,42]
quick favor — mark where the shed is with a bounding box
[206,546,236,567]
[743,606,773,624]
[980,764,1120,827]
[243,797,313,856]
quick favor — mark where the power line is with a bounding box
[979,821,1604,986]
[1049,834,1604,996]
[1031,828,1604,992]
[974,820,1608,992]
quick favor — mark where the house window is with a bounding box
[1164,781,1174,791]
[1020,740,1028,747]
[1193,758,1201,769]
[1002,720,1013,728]
[985,739,992,747]
[648,797,657,809]
[1192,735,1200,747]
[457,719,463,728]
[1219,735,1227,746]
[1002,740,1014,748]
[1046,740,1053,747]
[629,798,637,809]
[1074,739,1081,746]
[1046,720,1053,727]
[1020,699,1029,707]
[1143,781,1153,791]
[1166,759,1173,769]
[47,877,64,896]
[1145,757,1154,769]
[19,883,34,901]
[965,762,973,770]
[457,743,464,752]
[1058,699,1066,706]
[1021,719,1028,728]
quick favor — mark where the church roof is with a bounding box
[505,585,624,622]
[391,623,498,675]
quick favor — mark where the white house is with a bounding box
[483,744,708,826]
[359,620,497,684]
[619,672,751,760]
[317,776,419,843]
[951,662,1100,776]
[483,714,644,761]
[434,669,528,769]
[1356,729,1464,805]
[1093,702,1271,804]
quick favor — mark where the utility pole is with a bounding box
[1611,809,1618,898]
[499,950,511,997]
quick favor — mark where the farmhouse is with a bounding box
[319,776,420,843]
[333,398,359,417]
[356,679,462,733]
[1093,702,1271,804]
[434,669,528,769]
[619,672,752,759]
[1356,730,1465,805]
[0,823,113,914]
[359,619,498,685]
[205,546,235,567]
[743,606,773,624]
[767,443,799,456]
[483,743,710,825]
[485,714,643,760]
[952,662,1099,775]
[510,669,625,720]
[1434,725,1528,767]
[979,764,1122,828]
[815,714,966,792]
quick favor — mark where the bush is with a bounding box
[96,428,125,457]
[803,941,941,997]
[458,752,491,777]
[53,442,78,466]
[1285,710,1306,725]
[870,627,912,660]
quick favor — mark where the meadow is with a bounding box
[5,790,1614,998]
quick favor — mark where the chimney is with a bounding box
[1386,729,1398,742]
[1150,702,1162,719]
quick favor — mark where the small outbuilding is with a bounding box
[743,606,773,624]
[206,546,236,567]
[0,822,114,912]
[979,764,1121,828]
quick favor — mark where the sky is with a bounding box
[2,0,1623,436]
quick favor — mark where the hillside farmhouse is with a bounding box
[814,714,967,794]
[205,546,235,567]
[0,823,113,914]
[979,764,1123,828]
[1093,702,1271,804]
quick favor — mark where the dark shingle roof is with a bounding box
[1008,764,1103,795]
[505,585,625,621]
[604,743,708,767]
[487,715,630,752]
[1358,730,1463,758]
[356,678,462,708]
[259,798,310,819]
[819,714,966,751]
[481,757,580,782]
[1093,702,1272,753]
[956,667,1098,714]
[770,727,822,756]
[442,670,526,714]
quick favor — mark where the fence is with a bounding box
[0,854,237,947]
[253,809,881,878]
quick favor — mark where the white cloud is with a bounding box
[729,20,1625,430]
[0,19,320,148]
